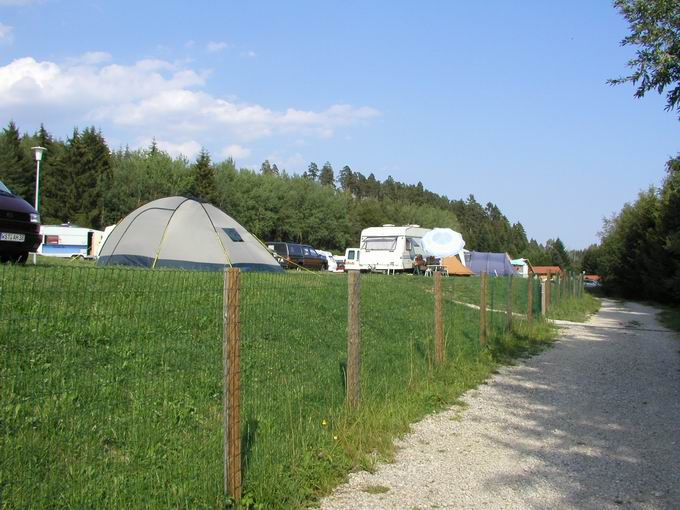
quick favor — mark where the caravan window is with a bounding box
[405,238,420,251]
[361,236,397,251]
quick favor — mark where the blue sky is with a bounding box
[1,1,678,249]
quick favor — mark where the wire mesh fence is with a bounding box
[0,264,571,508]
[0,263,224,508]
[238,271,348,504]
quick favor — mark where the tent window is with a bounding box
[223,228,244,242]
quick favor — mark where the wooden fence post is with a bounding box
[479,272,488,347]
[223,268,241,501]
[347,271,361,409]
[527,276,533,322]
[573,274,577,298]
[545,275,551,315]
[434,271,444,365]
[506,276,513,332]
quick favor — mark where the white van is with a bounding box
[343,247,362,271]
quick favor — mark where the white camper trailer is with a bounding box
[38,225,105,258]
[355,224,431,273]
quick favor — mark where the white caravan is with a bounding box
[38,224,105,258]
[348,224,431,273]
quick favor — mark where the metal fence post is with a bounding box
[434,271,444,365]
[223,268,241,501]
[479,272,488,347]
[544,275,551,315]
[347,271,361,409]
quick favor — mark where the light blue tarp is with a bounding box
[464,251,518,276]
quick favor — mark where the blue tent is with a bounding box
[464,251,518,276]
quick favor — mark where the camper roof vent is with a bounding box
[382,224,395,227]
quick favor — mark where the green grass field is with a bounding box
[0,264,587,509]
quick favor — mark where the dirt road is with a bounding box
[320,299,680,509]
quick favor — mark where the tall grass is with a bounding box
[546,290,600,322]
[1,266,577,508]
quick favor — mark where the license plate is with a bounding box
[0,232,25,242]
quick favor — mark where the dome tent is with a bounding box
[97,196,283,272]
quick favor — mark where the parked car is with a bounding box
[267,242,328,270]
[315,250,346,272]
[0,179,41,263]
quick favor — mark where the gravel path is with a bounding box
[320,299,680,509]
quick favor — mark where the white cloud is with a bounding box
[68,51,112,65]
[155,139,202,159]
[0,22,13,43]
[241,50,257,58]
[0,56,380,150]
[207,41,229,52]
[0,57,205,109]
[266,152,306,172]
[222,144,251,159]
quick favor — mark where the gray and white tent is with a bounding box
[97,196,283,272]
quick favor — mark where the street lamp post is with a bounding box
[31,146,46,264]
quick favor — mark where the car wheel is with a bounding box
[14,251,29,264]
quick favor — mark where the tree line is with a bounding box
[580,0,680,303]
[581,156,680,303]
[0,120,572,265]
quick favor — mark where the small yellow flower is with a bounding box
[333,435,338,441]
[321,419,328,427]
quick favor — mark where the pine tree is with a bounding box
[81,127,111,229]
[547,238,571,270]
[34,124,64,223]
[338,165,353,192]
[51,128,84,223]
[319,161,335,187]
[149,138,159,157]
[260,160,273,175]
[191,149,217,203]
[0,121,33,201]
[306,162,319,181]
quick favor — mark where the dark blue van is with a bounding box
[0,179,41,263]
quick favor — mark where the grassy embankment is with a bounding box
[546,290,601,322]
[657,306,680,333]
[1,263,587,509]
